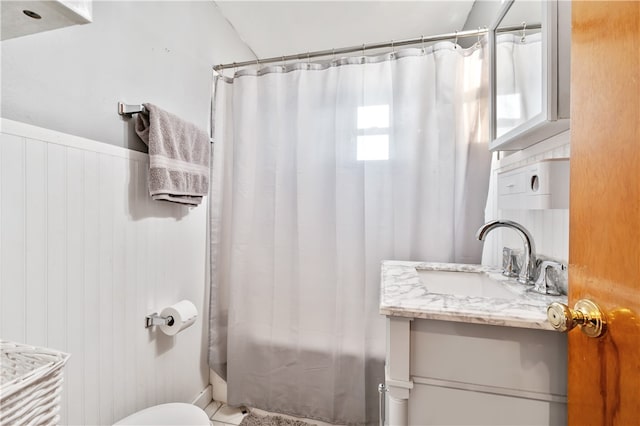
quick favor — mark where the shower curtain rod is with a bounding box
[213,23,540,72]
[214,28,487,71]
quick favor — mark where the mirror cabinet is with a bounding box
[489,0,571,151]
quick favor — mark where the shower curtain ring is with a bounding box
[454,31,459,49]
[282,56,286,70]
[332,48,336,61]
[421,35,425,53]
[521,22,527,43]
[477,27,482,46]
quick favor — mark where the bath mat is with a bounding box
[239,412,316,426]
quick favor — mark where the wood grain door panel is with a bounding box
[569,1,640,424]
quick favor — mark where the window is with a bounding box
[357,105,389,161]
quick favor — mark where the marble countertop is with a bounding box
[380,260,568,330]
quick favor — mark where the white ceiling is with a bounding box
[215,1,476,61]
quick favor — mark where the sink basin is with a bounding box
[417,269,518,300]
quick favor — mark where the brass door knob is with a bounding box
[547,299,607,338]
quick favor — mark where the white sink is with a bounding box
[417,269,519,300]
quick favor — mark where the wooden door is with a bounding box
[569,1,640,424]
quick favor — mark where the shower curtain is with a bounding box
[209,43,491,425]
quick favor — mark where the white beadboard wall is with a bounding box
[0,119,209,425]
[482,131,571,268]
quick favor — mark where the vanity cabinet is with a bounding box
[380,261,569,425]
[385,316,567,425]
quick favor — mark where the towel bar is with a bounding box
[118,102,146,116]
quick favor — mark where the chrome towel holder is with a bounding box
[118,102,146,117]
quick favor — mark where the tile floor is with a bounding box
[205,401,247,426]
[204,400,340,426]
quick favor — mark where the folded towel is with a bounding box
[135,103,210,206]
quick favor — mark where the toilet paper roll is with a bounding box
[159,300,198,336]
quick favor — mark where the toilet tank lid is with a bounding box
[113,403,210,425]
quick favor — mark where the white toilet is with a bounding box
[114,403,211,425]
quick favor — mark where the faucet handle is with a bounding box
[534,261,567,295]
[502,247,521,277]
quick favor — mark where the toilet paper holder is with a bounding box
[145,300,198,335]
[145,313,175,328]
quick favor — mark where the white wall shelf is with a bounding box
[1,1,91,41]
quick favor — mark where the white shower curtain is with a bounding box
[209,43,491,425]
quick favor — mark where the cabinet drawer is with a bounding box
[497,170,526,195]
[409,319,567,396]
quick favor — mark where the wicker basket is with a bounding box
[0,340,70,426]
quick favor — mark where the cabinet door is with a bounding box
[408,384,566,426]
[408,319,567,426]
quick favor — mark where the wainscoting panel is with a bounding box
[0,119,209,425]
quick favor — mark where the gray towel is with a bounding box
[135,103,210,206]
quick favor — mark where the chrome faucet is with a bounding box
[534,260,566,295]
[476,220,537,285]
